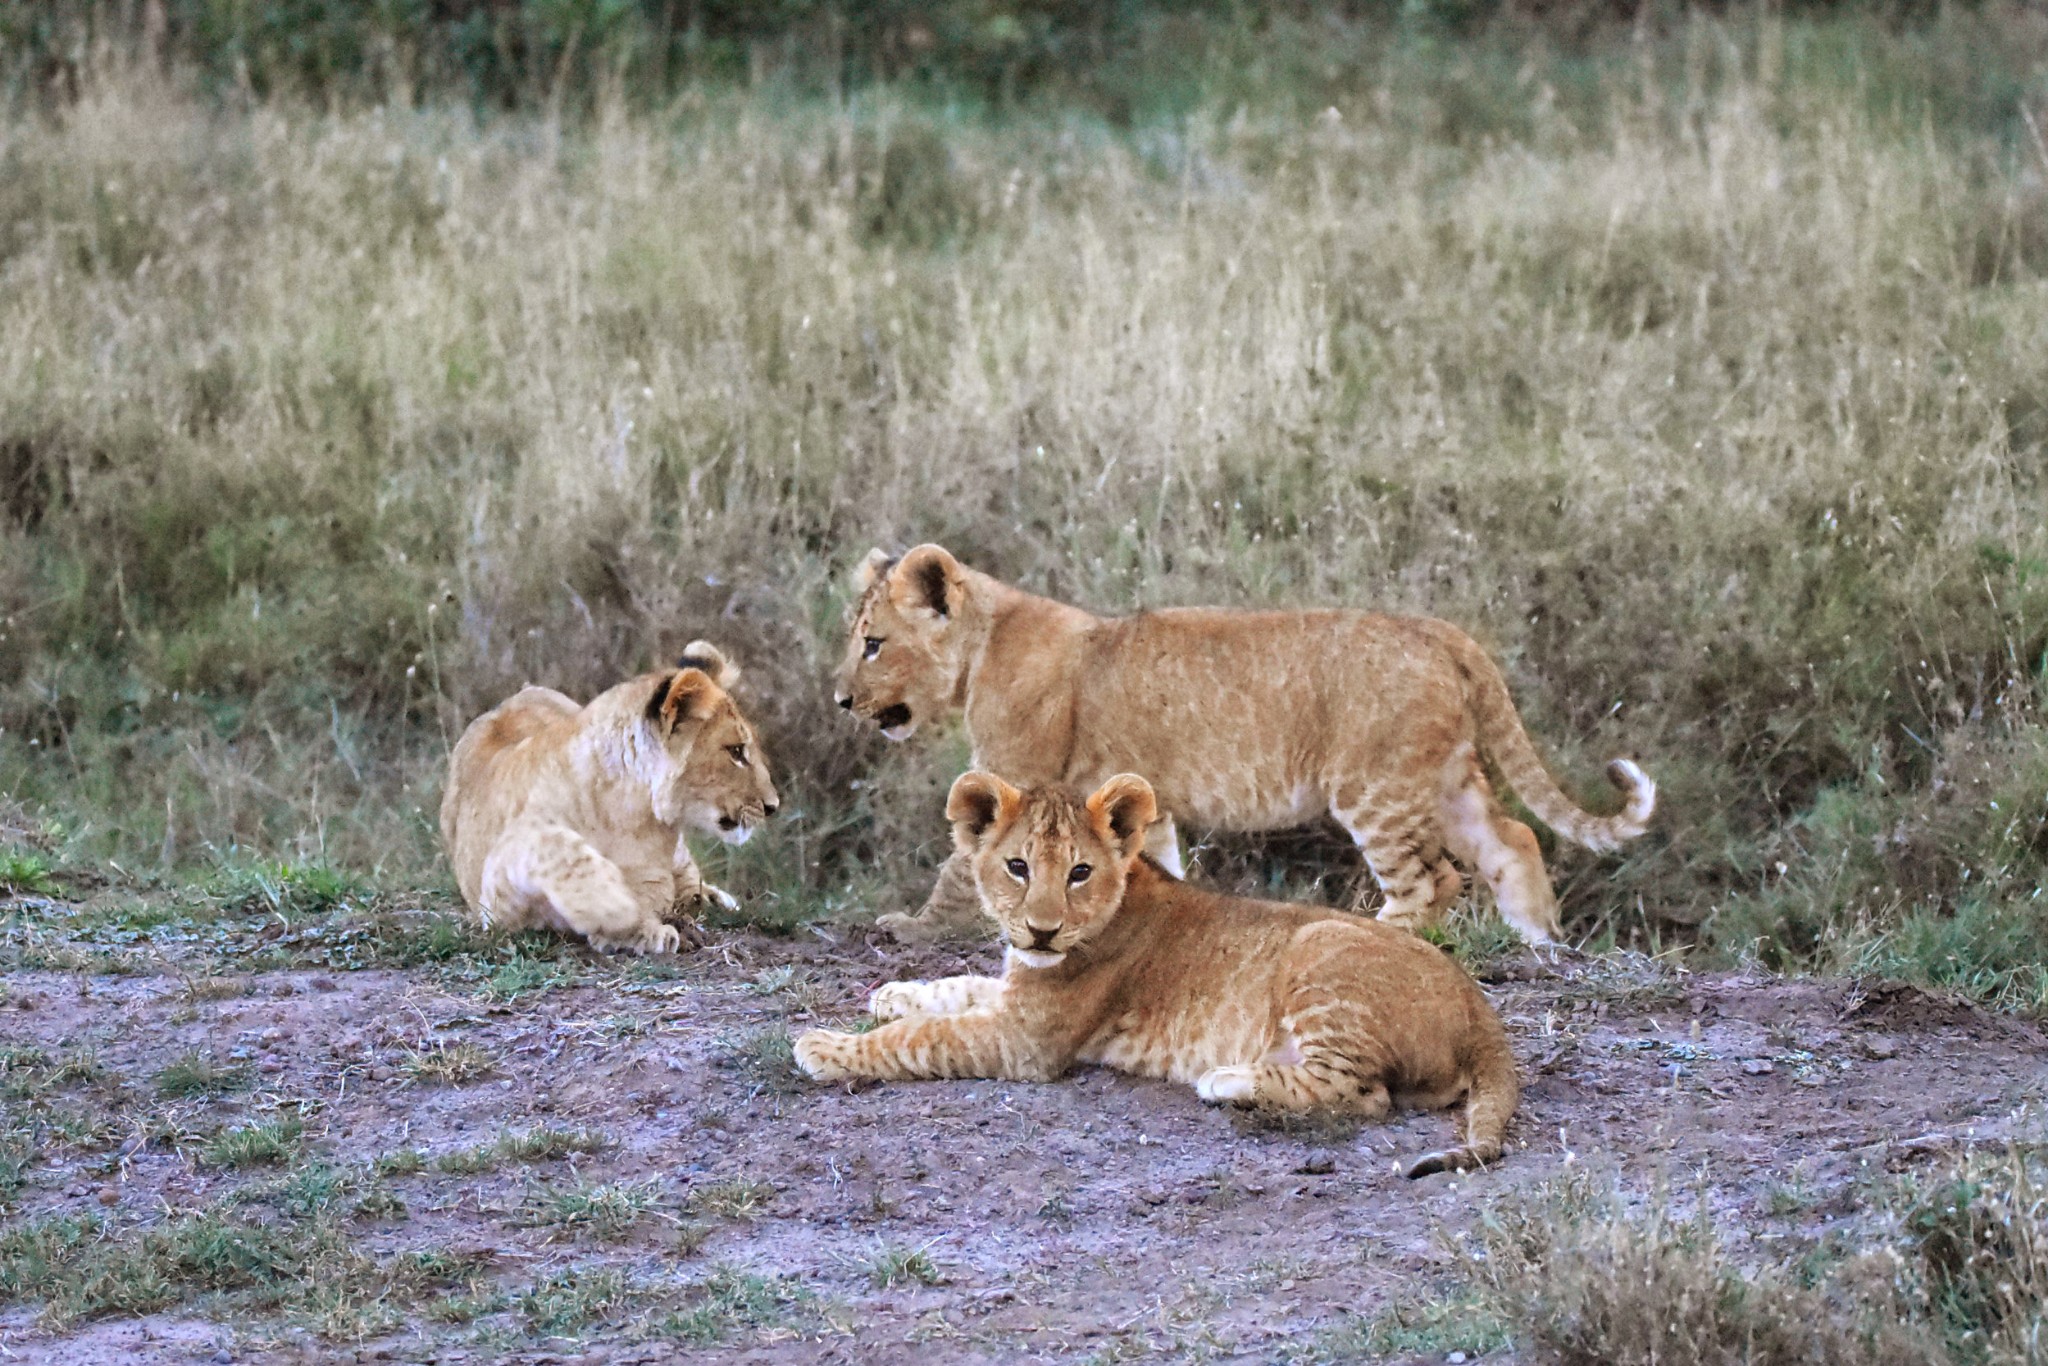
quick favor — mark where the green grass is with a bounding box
[478,953,578,1003]
[725,1027,802,1094]
[520,1179,662,1243]
[1302,1290,1511,1363]
[154,1052,251,1100]
[859,1240,945,1289]
[657,1265,814,1347]
[0,1128,32,1207]
[374,1148,427,1177]
[399,1041,497,1086]
[517,1266,642,1337]
[689,1178,774,1220]
[199,1116,304,1170]
[0,851,59,897]
[433,1127,610,1176]
[205,860,367,919]
[0,1205,488,1335]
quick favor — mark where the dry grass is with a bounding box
[1431,1143,2048,1366]
[0,9,2044,992]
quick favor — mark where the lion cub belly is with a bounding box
[1147,774,1328,834]
[1080,1008,1277,1084]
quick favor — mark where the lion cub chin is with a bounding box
[439,642,779,955]
[795,771,1520,1178]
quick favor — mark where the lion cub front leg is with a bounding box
[869,975,1004,1022]
[796,1008,1052,1084]
[875,850,983,943]
[671,835,739,915]
[482,822,683,955]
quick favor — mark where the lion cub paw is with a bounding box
[638,923,684,955]
[868,982,926,1021]
[700,883,740,914]
[590,922,683,956]
[873,911,941,944]
[793,1029,854,1082]
[1195,1066,1257,1105]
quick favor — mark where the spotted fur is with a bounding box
[833,544,1654,945]
[796,774,1520,1178]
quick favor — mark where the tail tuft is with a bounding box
[1405,1147,1489,1180]
[1576,757,1656,853]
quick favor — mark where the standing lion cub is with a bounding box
[441,643,778,954]
[835,544,1654,945]
[795,772,1520,1177]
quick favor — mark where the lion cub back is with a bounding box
[440,687,581,909]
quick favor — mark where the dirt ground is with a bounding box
[1,895,2044,1365]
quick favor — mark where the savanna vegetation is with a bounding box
[6,1,2046,1004]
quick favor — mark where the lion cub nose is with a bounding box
[836,695,853,710]
[764,800,780,818]
[1027,925,1058,950]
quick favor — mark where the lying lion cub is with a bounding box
[795,772,1519,1177]
[440,643,778,954]
[836,544,1654,945]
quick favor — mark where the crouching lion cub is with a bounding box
[795,772,1519,1177]
[440,643,779,954]
[835,544,1654,946]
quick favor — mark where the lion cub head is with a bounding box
[946,771,1158,968]
[640,641,779,843]
[834,544,973,743]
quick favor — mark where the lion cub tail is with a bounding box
[1404,1022,1520,1180]
[1459,637,1655,853]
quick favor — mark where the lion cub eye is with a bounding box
[1004,857,1030,882]
[862,636,884,660]
[1067,864,1093,886]
[726,744,748,766]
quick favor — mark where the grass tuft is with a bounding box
[155,1052,250,1099]
[399,1042,497,1086]
[199,1116,304,1170]
[434,1127,610,1176]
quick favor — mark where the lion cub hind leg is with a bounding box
[1195,1039,1392,1115]
[1440,768,1561,945]
[481,822,681,956]
[870,975,1004,1021]
[1331,783,1449,931]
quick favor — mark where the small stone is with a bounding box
[97,1185,120,1207]
[309,976,338,993]
[1138,1186,1169,1206]
[1861,1036,1899,1060]
[370,1065,395,1082]
[258,1056,286,1074]
[1297,1149,1337,1175]
[1449,1353,1469,1364]
[1742,1058,1774,1075]
[210,1352,234,1365]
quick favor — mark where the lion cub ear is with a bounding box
[891,544,961,621]
[946,771,1024,852]
[854,548,897,592]
[675,640,740,690]
[647,667,720,731]
[1085,774,1158,861]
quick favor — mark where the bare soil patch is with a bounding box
[1,895,2043,1363]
